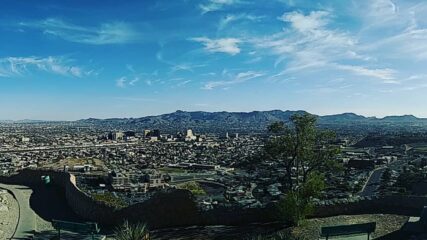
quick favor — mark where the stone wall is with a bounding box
[2,169,422,229]
[313,195,427,217]
[0,169,117,224]
[0,169,272,228]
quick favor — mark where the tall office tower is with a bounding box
[112,131,124,141]
[143,129,151,138]
[185,129,196,141]
[186,129,194,138]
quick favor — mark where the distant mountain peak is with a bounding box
[381,115,418,121]
[320,112,367,121]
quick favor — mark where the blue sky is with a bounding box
[1,0,427,120]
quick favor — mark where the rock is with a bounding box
[0,204,8,211]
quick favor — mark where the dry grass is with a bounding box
[40,158,107,171]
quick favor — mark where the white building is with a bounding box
[185,129,197,141]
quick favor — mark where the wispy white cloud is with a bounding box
[278,10,330,32]
[20,18,140,45]
[369,28,427,60]
[129,77,140,86]
[255,10,357,69]
[355,1,427,62]
[116,77,127,88]
[218,14,264,30]
[156,51,206,72]
[335,64,396,81]
[368,0,397,18]
[253,10,400,82]
[0,56,90,77]
[170,79,193,88]
[203,71,264,90]
[358,0,399,30]
[177,80,192,86]
[277,0,296,6]
[116,76,139,88]
[245,56,262,64]
[191,37,241,55]
[171,63,206,72]
[199,0,241,14]
[126,64,136,73]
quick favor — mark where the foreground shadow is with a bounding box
[375,230,413,240]
[29,183,85,222]
[32,229,106,240]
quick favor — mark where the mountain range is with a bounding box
[3,111,425,129]
[77,110,427,131]
[79,110,424,122]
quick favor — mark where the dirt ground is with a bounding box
[289,214,408,239]
[0,189,19,239]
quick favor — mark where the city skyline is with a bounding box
[1,0,427,120]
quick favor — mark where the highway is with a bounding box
[0,142,140,154]
[359,167,386,197]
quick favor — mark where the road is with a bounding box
[0,142,140,154]
[359,167,386,197]
[0,140,192,154]
[0,183,36,239]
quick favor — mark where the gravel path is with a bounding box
[0,189,19,239]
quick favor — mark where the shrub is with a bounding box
[115,221,150,240]
[177,181,206,196]
[92,192,127,209]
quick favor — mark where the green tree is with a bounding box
[276,172,325,226]
[265,113,340,190]
[265,113,340,225]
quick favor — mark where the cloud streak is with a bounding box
[218,14,264,30]
[199,0,241,14]
[20,18,141,45]
[116,76,139,88]
[191,37,242,55]
[253,9,402,83]
[335,64,396,81]
[0,56,90,77]
[203,71,264,90]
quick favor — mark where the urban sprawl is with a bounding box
[1,120,426,213]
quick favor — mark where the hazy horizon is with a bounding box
[1,109,425,122]
[2,0,427,120]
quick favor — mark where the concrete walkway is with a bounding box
[0,183,104,240]
[0,183,36,239]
